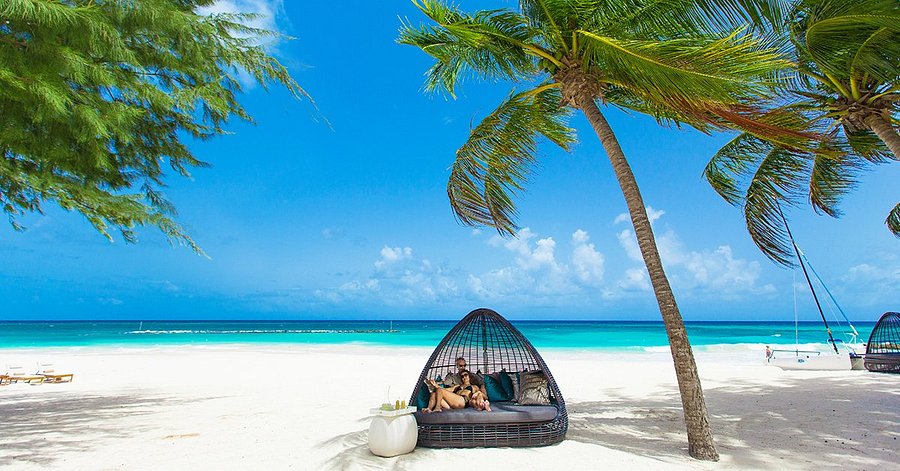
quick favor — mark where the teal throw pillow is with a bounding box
[499,371,515,399]
[416,384,431,409]
[483,374,506,401]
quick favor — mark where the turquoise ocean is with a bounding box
[0,320,874,351]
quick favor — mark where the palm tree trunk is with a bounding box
[579,98,719,461]
[864,114,900,159]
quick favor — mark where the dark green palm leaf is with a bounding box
[448,86,574,235]
[887,202,900,236]
[570,0,787,38]
[743,145,814,265]
[808,137,863,218]
[398,0,537,96]
[843,125,894,163]
[704,123,844,265]
[578,29,787,109]
[796,0,900,80]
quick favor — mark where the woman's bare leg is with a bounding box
[424,391,438,412]
[436,389,466,409]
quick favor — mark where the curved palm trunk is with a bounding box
[864,114,900,159]
[580,99,719,461]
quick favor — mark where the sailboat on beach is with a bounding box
[767,210,864,371]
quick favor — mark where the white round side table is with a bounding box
[367,407,418,457]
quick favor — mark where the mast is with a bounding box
[778,206,839,354]
[796,246,860,342]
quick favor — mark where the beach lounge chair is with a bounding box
[36,363,74,383]
[409,308,567,448]
[5,365,45,385]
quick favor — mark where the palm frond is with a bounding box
[743,144,813,266]
[887,202,900,236]
[843,125,894,163]
[603,86,715,132]
[447,85,575,235]
[578,29,788,109]
[398,0,537,96]
[574,0,789,38]
[518,0,569,51]
[705,128,824,266]
[808,138,863,218]
[801,1,900,82]
[705,132,771,205]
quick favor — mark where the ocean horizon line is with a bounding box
[0,319,872,350]
[0,319,877,324]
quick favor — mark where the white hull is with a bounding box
[769,352,852,371]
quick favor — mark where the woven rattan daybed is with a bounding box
[409,308,567,448]
[865,311,900,373]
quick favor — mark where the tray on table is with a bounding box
[369,406,417,417]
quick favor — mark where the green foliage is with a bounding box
[0,0,307,253]
[399,0,793,236]
[705,0,900,265]
[705,117,862,264]
[447,86,575,235]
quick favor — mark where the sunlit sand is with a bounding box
[1,345,897,470]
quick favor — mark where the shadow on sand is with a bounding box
[0,390,202,467]
[318,422,447,470]
[566,373,900,469]
[317,373,898,470]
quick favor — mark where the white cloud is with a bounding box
[472,228,575,298]
[647,207,665,223]
[618,268,650,292]
[844,263,900,284]
[323,246,460,306]
[614,206,664,226]
[316,218,775,309]
[615,208,774,298]
[374,246,413,270]
[197,1,286,88]
[97,297,124,305]
[321,229,610,307]
[490,228,562,272]
[321,228,342,239]
[571,230,604,285]
[839,263,900,304]
[617,228,643,262]
[613,206,661,263]
[198,1,282,35]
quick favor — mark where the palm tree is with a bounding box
[705,0,899,265]
[399,0,793,461]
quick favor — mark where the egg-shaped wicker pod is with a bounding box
[409,308,567,447]
[865,311,900,373]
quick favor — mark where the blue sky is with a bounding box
[1,1,897,321]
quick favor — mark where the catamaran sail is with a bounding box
[767,208,862,371]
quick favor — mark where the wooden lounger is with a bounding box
[9,374,45,384]
[41,373,75,383]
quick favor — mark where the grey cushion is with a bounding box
[415,402,558,425]
[517,371,551,405]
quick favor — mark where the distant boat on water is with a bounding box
[767,209,864,371]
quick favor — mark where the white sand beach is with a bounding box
[1,345,897,470]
